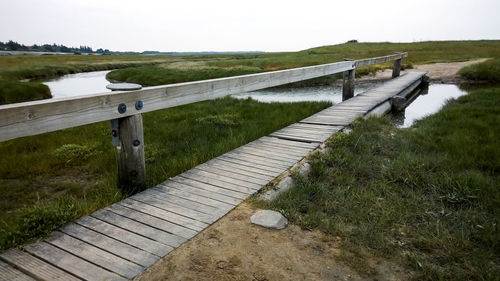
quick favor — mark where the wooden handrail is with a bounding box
[0,52,407,143]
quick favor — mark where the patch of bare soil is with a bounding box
[358,59,488,83]
[135,203,411,281]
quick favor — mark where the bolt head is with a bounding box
[135,100,143,110]
[118,103,127,114]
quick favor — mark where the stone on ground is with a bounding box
[250,210,288,229]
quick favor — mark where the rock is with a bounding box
[250,210,288,229]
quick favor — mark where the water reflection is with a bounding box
[396,84,468,128]
[42,70,112,98]
[233,84,374,104]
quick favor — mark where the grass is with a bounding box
[3,40,500,104]
[261,88,500,280]
[459,58,500,83]
[0,97,330,250]
[106,65,262,86]
[0,80,51,104]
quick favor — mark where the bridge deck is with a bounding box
[0,72,426,281]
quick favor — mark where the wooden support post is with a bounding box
[113,114,146,195]
[392,55,402,78]
[108,83,146,195]
[342,59,355,101]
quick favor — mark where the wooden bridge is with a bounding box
[0,53,426,280]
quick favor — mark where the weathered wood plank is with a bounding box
[107,203,198,239]
[154,185,234,210]
[130,193,217,224]
[119,198,208,231]
[269,132,326,143]
[180,171,256,194]
[184,168,261,191]
[217,155,287,173]
[205,158,279,178]
[0,248,80,281]
[59,223,158,267]
[258,136,318,149]
[24,242,127,281]
[161,180,242,205]
[227,149,299,166]
[194,164,271,185]
[76,215,173,256]
[170,175,249,200]
[91,209,188,247]
[45,231,144,279]
[245,142,313,158]
[0,260,36,281]
[141,188,224,216]
[235,146,302,162]
[0,60,355,142]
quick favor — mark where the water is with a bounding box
[42,70,112,98]
[42,70,467,128]
[396,84,468,128]
[232,85,373,104]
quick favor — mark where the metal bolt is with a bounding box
[133,140,140,147]
[111,130,118,137]
[118,103,127,114]
[135,100,143,110]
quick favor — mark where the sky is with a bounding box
[1,0,499,52]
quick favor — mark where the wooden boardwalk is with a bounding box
[0,72,426,281]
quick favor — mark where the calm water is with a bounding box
[396,84,467,128]
[42,70,112,98]
[42,70,467,128]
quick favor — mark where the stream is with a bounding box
[42,71,468,128]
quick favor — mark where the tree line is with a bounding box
[0,40,112,54]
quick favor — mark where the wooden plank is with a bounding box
[141,188,224,216]
[274,127,331,137]
[235,146,301,162]
[227,149,299,166]
[59,223,158,267]
[130,193,217,224]
[119,198,207,231]
[184,168,261,191]
[180,171,256,195]
[205,158,279,178]
[252,138,316,153]
[0,248,80,281]
[270,132,326,143]
[217,155,286,173]
[161,179,242,205]
[45,231,144,279]
[245,142,312,158]
[194,165,270,185]
[24,242,126,281]
[0,260,36,281]
[170,175,248,200]
[0,60,354,142]
[76,215,173,256]
[244,141,312,158]
[355,52,407,67]
[91,209,188,247]
[107,203,198,239]
[155,184,235,209]
[258,136,318,149]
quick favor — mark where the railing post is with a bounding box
[342,58,355,101]
[107,83,146,195]
[392,53,403,78]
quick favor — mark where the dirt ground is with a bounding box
[135,203,411,281]
[134,60,484,281]
[358,58,487,83]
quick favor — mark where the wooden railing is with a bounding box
[0,52,407,193]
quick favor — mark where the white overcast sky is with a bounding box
[1,0,499,52]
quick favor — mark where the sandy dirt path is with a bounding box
[135,203,410,281]
[358,58,487,83]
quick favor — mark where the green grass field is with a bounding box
[0,97,329,250]
[2,40,500,104]
[260,87,500,280]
